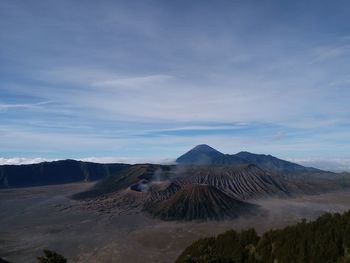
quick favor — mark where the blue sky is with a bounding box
[0,0,350,168]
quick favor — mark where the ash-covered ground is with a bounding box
[2,183,350,263]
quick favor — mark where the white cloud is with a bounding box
[288,158,350,172]
[0,157,55,165]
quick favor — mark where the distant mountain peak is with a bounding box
[176,145,322,173]
[191,144,222,153]
[176,144,224,165]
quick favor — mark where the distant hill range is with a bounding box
[176,144,322,174]
[0,144,344,190]
[0,144,333,189]
[0,160,129,189]
[2,144,350,221]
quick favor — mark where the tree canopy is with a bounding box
[177,210,350,263]
[37,250,67,263]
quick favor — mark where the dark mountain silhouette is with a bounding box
[145,184,257,221]
[0,160,129,189]
[235,151,320,173]
[176,144,323,174]
[176,144,245,166]
[1,144,345,198]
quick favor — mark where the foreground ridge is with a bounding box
[176,210,350,263]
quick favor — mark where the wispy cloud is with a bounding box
[312,43,350,63]
[0,101,53,111]
[0,1,350,161]
[91,74,172,89]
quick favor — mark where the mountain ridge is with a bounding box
[0,159,130,188]
[176,144,325,174]
[0,145,340,190]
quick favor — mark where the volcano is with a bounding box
[176,164,289,199]
[145,184,257,221]
[176,144,322,173]
[176,144,244,166]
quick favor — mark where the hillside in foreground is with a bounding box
[176,210,350,263]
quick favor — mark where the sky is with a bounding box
[0,0,350,170]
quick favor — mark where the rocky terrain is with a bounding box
[1,145,350,261]
[145,184,258,221]
[65,145,350,221]
[73,164,278,220]
[174,164,289,200]
[3,183,350,263]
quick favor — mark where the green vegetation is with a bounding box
[37,250,67,263]
[176,210,350,263]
